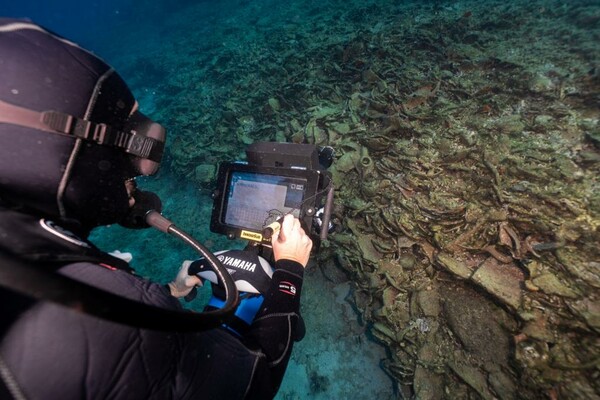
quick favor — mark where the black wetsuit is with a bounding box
[0,208,304,399]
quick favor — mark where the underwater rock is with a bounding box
[491,114,526,136]
[414,342,445,400]
[334,151,360,173]
[361,135,391,152]
[237,115,257,133]
[585,130,600,148]
[303,119,322,145]
[557,250,600,289]
[194,164,216,184]
[372,322,397,344]
[532,273,580,299]
[522,310,555,342]
[413,366,444,400]
[398,253,417,270]
[237,130,254,145]
[356,236,382,264]
[567,297,600,333]
[442,283,512,366]
[290,130,305,144]
[448,355,496,400]
[471,257,524,311]
[236,115,257,144]
[381,286,399,309]
[515,338,550,370]
[361,68,381,85]
[415,287,441,318]
[533,114,554,130]
[529,73,556,94]
[329,122,351,135]
[578,150,600,164]
[267,97,280,112]
[434,253,473,280]
[332,281,351,304]
[487,368,518,400]
[320,256,350,284]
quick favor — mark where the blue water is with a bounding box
[5,0,599,398]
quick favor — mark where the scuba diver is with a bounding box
[0,18,311,399]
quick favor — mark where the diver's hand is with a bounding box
[168,260,203,298]
[272,215,313,267]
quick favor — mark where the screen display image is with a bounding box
[224,171,306,231]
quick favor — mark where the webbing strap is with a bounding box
[0,99,163,162]
[0,99,50,133]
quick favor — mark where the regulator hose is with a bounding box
[145,210,239,321]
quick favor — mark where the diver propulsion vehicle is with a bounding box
[189,249,274,336]
[188,142,335,334]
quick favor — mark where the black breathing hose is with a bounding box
[145,211,239,318]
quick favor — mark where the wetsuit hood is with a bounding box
[0,18,160,228]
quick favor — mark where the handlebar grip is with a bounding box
[262,220,281,240]
[188,260,202,276]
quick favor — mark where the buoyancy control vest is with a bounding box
[0,206,137,400]
[0,205,135,339]
[0,207,132,273]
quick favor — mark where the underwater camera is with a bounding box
[210,142,335,247]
